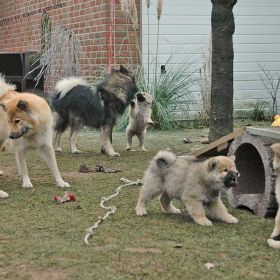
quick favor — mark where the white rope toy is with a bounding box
[84,177,142,245]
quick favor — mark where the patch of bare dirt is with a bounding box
[61,171,92,180]
[19,266,68,280]
[93,244,118,252]
[124,247,161,254]
[0,165,16,174]
[0,166,18,181]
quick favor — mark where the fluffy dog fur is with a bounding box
[0,106,9,198]
[0,78,69,190]
[126,92,153,151]
[0,76,18,198]
[136,151,239,226]
[52,65,138,156]
[267,143,280,248]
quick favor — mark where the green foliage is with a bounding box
[250,101,270,121]
[149,62,198,130]
[115,107,129,132]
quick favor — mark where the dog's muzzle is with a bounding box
[224,171,239,188]
[9,127,29,139]
[136,92,146,102]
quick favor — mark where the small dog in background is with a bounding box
[136,150,239,226]
[267,143,280,248]
[126,92,153,152]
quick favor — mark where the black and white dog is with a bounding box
[51,65,138,156]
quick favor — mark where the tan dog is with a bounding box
[126,92,153,151]
[136,151,239,226]
[0,77,69,190]
[267,143,280,248]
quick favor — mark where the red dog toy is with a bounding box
[54,192,76,204]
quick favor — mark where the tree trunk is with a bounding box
[209,0,237,142]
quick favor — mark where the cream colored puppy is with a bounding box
[136,150,239,226]
[126,92,153,151]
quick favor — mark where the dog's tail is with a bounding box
[267,238,280,249]
[154,150,177,169]
[54,77,89,100]
[0,74,16,97]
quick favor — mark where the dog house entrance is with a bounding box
[234,143,265,195]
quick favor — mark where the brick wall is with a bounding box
[0,0,141,93]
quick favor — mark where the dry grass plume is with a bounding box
[155,0,164,85]
[120,0,139,30]
[157,0,163,20]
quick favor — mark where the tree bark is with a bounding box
[209,0,237,142]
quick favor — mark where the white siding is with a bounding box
[141,0,280,117]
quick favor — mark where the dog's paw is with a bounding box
[225,215,238,224]
[56,180,70,188]
[167,207,181,214]
[126,147,131,151]
[101,147,120,157]
[0,190,9,198]
[165,204,181,214]
[22,179,33,188]
[195,218,212,226]
[55,147,63,153]
[0,171,3,176]
[267,238,280,249]
[136,206,147,216]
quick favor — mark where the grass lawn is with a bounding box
[0,124,279,280]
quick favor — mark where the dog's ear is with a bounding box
[0,103,6,111]
[208,158,219,171]
[119,65,129,75]
[17,100,29,112]
[271,143,280,154]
